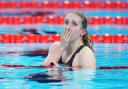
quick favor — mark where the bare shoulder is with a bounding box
[80,46,94,56]
[78,46,96,69]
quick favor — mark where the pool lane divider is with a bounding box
[98,66,128,69]
[0,64,53,68]
[0,34,128,43]
[0,1,128,9]
[0,49,48,56]
[1,64,128,69]
[0,16,128,25]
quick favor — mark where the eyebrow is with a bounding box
[64,19,68,21]
[65,19,78,23]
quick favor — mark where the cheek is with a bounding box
[71,29,81,38]
[72,28,81,34]
[63,25,66,29]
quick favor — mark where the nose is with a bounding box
[65,23,71,30]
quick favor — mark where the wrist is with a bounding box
[60,47,65,53]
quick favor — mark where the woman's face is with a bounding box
[63,13,82,42]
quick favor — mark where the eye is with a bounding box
[72,21,78,26]
[64,20,69,25]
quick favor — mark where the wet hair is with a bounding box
[69,11,94,51]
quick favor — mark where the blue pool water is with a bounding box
[0,43,128,89]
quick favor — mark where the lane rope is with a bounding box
[1,64,128,69]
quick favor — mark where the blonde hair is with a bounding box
[68,11,93,51]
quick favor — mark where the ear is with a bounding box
[81,29,86,36]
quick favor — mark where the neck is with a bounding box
[66,38,83,54]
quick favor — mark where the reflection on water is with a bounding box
[1,64,128,89]
[25,66,96,84]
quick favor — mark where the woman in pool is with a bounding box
[43,11,96,69]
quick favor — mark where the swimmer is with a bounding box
[43,11,96,69]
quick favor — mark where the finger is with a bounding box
[60,32,63,39]
[67,31,72,41]
[66,28,70,34]
[65,29,70,38]
[61,29,65,36]
[66,29,71,38]
[66,29,71,39]
[60,29,65,39]
[61,30,66,40]
[61,28,71,41]
[60,32,65,41]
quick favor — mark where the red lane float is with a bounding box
[113,16,125,25]
[91,34,127,43]
[10,16,21,24]
[87,16,112,25]
[0,16,128,25]
[33,16,44,24]
[102,34,113,43]
[83,1,101,8]
[0,16,10,24]
[0,34,127,43]
[125,17,128,24]
[0,34,12,43]
[0,1,127,9]
[101,16,113,24]
[60,1,81,8]
[115,34,125,43]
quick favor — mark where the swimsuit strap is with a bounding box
[66,45,85,66]
[58,45,85,66]
[58,56,64,64]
